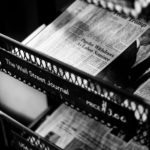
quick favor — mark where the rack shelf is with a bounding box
[0,32,150,149]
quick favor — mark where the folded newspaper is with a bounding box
[25,0,149,88]
[36,104,148,150]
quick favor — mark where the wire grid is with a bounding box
[83,0,150,18]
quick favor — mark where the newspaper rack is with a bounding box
[0,33,150,149]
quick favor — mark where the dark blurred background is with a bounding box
[0,0,74,41]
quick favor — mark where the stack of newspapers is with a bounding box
[22,0,150,149]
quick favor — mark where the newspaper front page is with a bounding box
[134,78,150,101]
[35,104,116,150]
[36,4,149,76]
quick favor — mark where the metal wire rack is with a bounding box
[0,32,150,149]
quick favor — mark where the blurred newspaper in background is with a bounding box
[36,104,148,150]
